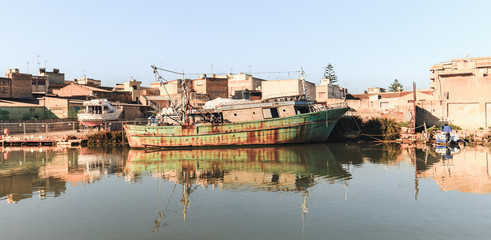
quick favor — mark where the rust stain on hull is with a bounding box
[124,108,349,148]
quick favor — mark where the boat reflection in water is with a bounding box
[125,144,352,188]
[125,144,352,231]
[434,145,461,160]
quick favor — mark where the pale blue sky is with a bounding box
[1,0,490,93]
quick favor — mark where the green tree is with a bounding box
[323,63,338,84]
[388,79,404,92]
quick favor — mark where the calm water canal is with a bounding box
[1,143,490,240]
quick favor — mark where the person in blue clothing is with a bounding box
[442,124,452,141]
[148,115,158,126]
[442,124,452,132]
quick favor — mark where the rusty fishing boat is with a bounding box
[123,66,349,148]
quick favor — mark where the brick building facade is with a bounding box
[193,76,228,100]
[4,69,33,98]
[39,68,65,85]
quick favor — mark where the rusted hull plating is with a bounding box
[124,107,349,148]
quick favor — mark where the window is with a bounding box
[270,108,279,118]
[263,108,279,119]
[294,107,309,115]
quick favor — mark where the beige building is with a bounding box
[225,73,265,98]
[157,79,181,96]
[365,87,386,94]
[262,79,316,101]
[344,56,491,129]
[348,90,434,123]
[148,79,204,107]
[113,79,144,102]
[74,77,102,86]
[429,57,491,129]
[316,79,347,104]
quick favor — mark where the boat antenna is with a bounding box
[151,65,184,124]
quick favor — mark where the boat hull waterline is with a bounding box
[124,107,348,148]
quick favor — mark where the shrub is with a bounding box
[380,118,401,141]
[87,130,127,145]
[448,124,461,130]
[361,118,401,141]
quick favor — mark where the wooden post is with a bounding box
[412,82,417,134]
[423,122,428,142]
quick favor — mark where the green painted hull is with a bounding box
[124,107,349,148]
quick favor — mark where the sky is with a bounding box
[1,0,490,94]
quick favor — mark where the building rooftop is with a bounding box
[350,90,433,100]
[0,99,41,107]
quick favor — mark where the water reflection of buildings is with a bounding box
[3,142,490,208]
[0,147,126,203]
[353,144,491,195]
[417,146,491,194]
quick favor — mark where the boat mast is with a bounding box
[151,65,186,125]
[180,71,190,126]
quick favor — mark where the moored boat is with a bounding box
[77,99,123,126]
[123,66,349,148]
[434,124,460,145]
[124,102,348,148]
